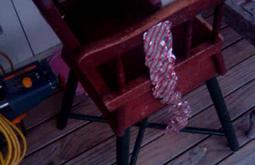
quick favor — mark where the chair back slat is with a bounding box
[184,20,193,57]
[117,55,126,92]
[212,2,224,42]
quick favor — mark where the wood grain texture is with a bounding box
[22,120,113,165]
[168,107,255,165]
[223,39,255,69]
[24,98,100,156]
[126,73,255,165]
[219,140,255,165]
[63,34,254,165]
[23,92,88,130]
[165,57,255,165]
[66,74,255,165]
[68,37,254,164]
[221,27,242,48]
[224,3,255,46]
[23,92,63,129]
[21,26,253,165]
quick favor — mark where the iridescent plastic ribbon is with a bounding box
[143,21,191,133]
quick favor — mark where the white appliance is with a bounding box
[0,0,62,72]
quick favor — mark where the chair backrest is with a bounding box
[34,0,224,110]
[73,0,223,96]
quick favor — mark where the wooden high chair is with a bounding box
[34,0,240,164]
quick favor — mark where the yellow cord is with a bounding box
[0,114,27,165]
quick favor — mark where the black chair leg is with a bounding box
[117,128,130,165]
[130,119,148,165]
[206,77,240,151]
[57,70,78,130]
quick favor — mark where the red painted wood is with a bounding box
[184,20,193,57]
[34,0,225,136]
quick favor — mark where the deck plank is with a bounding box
[219,141,255,165]
[23,92,63,129]
[168,108,255,165]
[223,40,255,70]
[24,99,101,156]
[23,92,88,130]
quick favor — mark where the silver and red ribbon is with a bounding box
[143,21,191,133]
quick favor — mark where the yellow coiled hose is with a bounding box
[0,114,27,165]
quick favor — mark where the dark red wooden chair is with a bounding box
[33,0,239,164]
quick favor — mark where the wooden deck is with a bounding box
[20,14,255,165]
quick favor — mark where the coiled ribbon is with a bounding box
[143,21,191,132]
